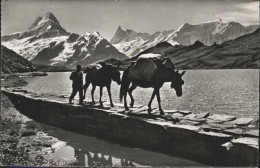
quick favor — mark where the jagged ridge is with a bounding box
[133,29,260,69]
[110,20,258,57]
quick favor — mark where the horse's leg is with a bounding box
[91,85,96,104]
[83,81,90,99]
[147,89,156,114]
[155,88,164,115]
[99,86,103,107]
[123,91,129,111]
[128,83,137,108]
[106,85,114,107]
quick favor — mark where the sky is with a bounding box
[1,0,259,41]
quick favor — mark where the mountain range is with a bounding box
[1,12,259,69]
[110,20,258,57]
[2,12,128,67]
[125,28,259,69]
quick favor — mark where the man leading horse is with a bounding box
[69,65,84,104]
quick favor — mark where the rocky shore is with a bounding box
[0,72,74,166]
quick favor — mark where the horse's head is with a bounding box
[111,65,121,85]
[171,70,186,97]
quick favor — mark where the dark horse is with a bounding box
[119,57,186,115]
[83,62,121,107]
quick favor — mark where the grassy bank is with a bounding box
[0,74,68,166]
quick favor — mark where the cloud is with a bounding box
[218,2,259,25]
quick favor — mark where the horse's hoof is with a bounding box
[148,108,152,115]
[111,104,114,107]
[148,111,152,115]
[130,103,134,108]
[125,107,129,111]
[159,108,165,115]
[160,111,165,115]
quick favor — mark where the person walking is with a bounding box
[69,65,84,104]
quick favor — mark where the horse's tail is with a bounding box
[120,68,130,102]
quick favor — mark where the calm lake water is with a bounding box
[23,69,259,118]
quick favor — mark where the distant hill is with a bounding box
[34,64,73,72]
[1,45,37,73]
[107,29,260,69]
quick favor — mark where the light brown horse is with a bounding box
[119,56,186,115]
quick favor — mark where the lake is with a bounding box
[22,69,259,118]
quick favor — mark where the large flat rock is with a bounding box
[234,118,255,126]
[164,110,192,115]
[184,114,207,122]
[223,128,243,136]
[207,114,236,123]
[231,137,259,149]
[242,130,259,138]
[202,122,237,132]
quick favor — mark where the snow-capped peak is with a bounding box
[29,12,60,30]
[118,25,126,32]
[176,23,191,32]
[2,12,69,42]
[93,31,101,37]
[84,32,92,36]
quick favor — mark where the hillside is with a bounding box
[1,46,37,73]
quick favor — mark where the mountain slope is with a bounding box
[111,29,259,69]
[31,32,128,66]
[111,20,258,57]
[1,12,128,67]
[1,45,37,73]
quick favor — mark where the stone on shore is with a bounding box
[234,118,255,126]
[196,112,209,118]
[223,128,243,136]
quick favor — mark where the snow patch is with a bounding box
[2,36,68,60]
[138,53,162,59]
[50,40,76,65]
[167,40,179,46]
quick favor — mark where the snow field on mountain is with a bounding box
[3,36,68,61]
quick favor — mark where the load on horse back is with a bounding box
[83,61,121,107]
[119,53,186,115]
